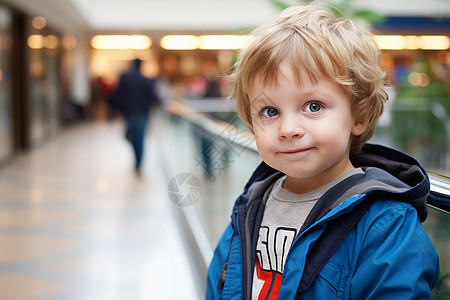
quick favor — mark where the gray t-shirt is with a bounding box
[252,168,364,299]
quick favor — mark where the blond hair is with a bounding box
[229,4,388,152]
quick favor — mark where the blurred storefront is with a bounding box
[27,18,62,146]
[0,4,12,163]
[0,2,80,157]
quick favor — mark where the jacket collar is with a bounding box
[236,143,430,221]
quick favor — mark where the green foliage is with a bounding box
[352,9,385,24]
[268,0,290,11]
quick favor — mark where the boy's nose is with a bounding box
[279,116,304,140]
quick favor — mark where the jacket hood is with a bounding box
[351,143,429,221]
[351,144,428,193]
[237,143,430,222]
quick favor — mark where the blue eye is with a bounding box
[305,102,322,113]
[262,107,278,118]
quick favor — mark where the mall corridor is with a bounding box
[0,120,199,300]
[0,1,448,299]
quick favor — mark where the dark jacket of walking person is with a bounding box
[112,59,160,174]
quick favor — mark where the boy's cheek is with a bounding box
[252,120,268,139]
[251,118,262,133]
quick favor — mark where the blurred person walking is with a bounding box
[112,58,161,175]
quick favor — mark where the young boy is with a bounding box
[206,4,440,300]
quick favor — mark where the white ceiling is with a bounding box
[1,0,450,36]
[1,0,280,35]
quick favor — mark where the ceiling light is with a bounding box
[374,35,406,50]
[160,35,198,50]
[198,35,248,50]
[91,35,152,50]
[419,36,450,50]
[404,36,420,50]
[374,35,449,50]
[27,35,44,49]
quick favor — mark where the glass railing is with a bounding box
[372,96,450,178]
[154,98,450,298]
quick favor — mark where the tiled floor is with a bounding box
[0,120,199,300]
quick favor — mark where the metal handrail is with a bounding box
[429,172,450,198]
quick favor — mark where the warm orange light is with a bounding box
[198,35,249,50]
[375,35,449,50]
[374,35,406,50]
[32,16,46,29]
[91,35,152,50]
[27,35,44,49]
[408,72,430,87]
[420,36,450,50]
[160,35,249,50]
[44,35,58,49]
[160,35,198,50]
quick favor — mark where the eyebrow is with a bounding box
[251,97,266,104]
[250,97,275,111]
[250,91,277,105]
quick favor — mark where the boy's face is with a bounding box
[249,61,366,194]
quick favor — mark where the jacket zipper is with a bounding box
[235,205,253,300]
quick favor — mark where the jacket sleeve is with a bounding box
[350,201,440,300]
[206,223,234,300]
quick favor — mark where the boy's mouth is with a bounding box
[279,147,313,154]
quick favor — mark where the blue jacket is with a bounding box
[206,144,440,299]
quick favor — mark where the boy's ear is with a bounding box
[352,117,369,136]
